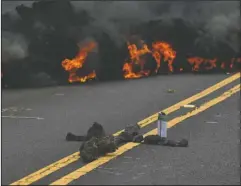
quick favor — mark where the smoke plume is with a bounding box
[2,31,29,62]
[72,1,240,51]
[1,0,240,88]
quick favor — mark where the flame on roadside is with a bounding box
[61,38,241,83]
[62,42,97,83]
[123,41,176,79]
[122,41,151,79]
[152,42,176,73]
[188,57,241,71]
[187,57,217,71]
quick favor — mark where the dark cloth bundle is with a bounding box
[79,135,117,163]
[66,122,188,163]
[66,122,143,162]
[143,135,188,147]
[66,122,143,145]
[114,124,144,145]
[66,122,106,142]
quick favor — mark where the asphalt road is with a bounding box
[1,74,240,185]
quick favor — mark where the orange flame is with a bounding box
[152,41,176,72]
[123,41,151,79]
[221,62,225,69]
[62,38,241,83]
[62,42,97,83]
[229,57,241,69]
[230,58,235,69]
[123,41,176,79]
[187,57,217,71]
[237,58,241,63]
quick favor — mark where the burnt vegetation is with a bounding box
[1,0,240,88]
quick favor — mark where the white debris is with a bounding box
[2,116,44,120]
[183,104,196,108]
[54,93,65,96]
[205,121,218,124]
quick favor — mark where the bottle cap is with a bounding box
[159,112,166,116]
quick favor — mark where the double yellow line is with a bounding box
[11,73,240,185]
[51,84,240,185]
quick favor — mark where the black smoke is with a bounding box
[1,0,240,88]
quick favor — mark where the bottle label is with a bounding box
[160,120,167,138]
[157,120,161,136]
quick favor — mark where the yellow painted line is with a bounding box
[10,73,240,185]
[50,84,240,185]
[124,72,240,133]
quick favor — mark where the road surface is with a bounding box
[1,73,240,185]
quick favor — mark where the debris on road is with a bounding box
[167,89,175,93]
[79,135,117,163]
[183,104,196,108]
[66,121,189,163]
[1,116,44,120]
[123,156,141,160]
[2,107,33,112]
[205,121,218,124]
[1,108,9,112]
[1,107,18,113]
[143,135,188,147]
[54,93,65,96]
[67,122,143,163]
[157,112,167,138]
[66,122,106,142]
[215,113,223,117]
